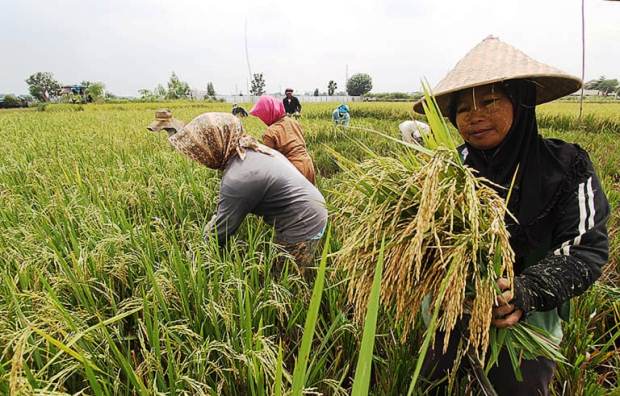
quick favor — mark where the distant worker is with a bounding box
[147,109,185,137]
[250,95,316,184]
[399,120,430,144]
[168,112,328,271]
[332,104,350,127]
[231,103,249,118]
[283,88,302,117]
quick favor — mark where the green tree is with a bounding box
[585,75,610,91]
[138,89,155,101]
[0,95,27,108]
[328,80,337,96]
[598,79,618,96]
[139,86,166,101]
[313,88,319,96]
[166,72,191,99]
[585,76,619,96]
[346,73,373,96]
[25,72,61,102]
[206,82,216,97]
[85,82,105,102]
[250,73,266,96]
[155,84,167,99]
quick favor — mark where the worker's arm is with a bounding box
[262,128,279,150]
[513,159,610,313]
[205,177,261,246]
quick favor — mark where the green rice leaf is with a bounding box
[351,236,386,396]
[291,226,331,396]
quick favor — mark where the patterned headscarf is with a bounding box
[249,95,286,126]
[169,112,270,169]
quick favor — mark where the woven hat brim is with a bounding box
[413,74,582,115]
[147,118,184,132]
[148,119,172,132]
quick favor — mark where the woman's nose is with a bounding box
[468,105,487,121]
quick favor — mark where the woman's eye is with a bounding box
[457,106,469,114]
[482,99,497,106]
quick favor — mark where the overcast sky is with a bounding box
[1,0,619,97]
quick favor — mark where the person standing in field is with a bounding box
[283,88,302,117]
[168,112,328,270]
[250,95,316,184]
[147,109,185,137]
[413,36,610,395]
[332,104,351,127]
[399,120,429,144]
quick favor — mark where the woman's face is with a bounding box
[455,84,514,150]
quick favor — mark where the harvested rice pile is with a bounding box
[332,144,513,356]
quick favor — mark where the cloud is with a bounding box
[1,0,618,96]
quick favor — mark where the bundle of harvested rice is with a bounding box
[330,83,564,381]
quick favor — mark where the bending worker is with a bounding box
[399,120,429,144]
[147,109,185,137]
[231,103,249,118]
[168,112,327,269]
[250,95,316,184]
[332,104,350,127]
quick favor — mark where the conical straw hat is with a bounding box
[413,36,582,115]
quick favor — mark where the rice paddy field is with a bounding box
[0,100,618,395]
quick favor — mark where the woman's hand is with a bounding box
[492,278,523,328]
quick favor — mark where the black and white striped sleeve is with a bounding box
[513,166,610,314]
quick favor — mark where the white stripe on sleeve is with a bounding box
[555,181,588,256]
[587,177,595,230]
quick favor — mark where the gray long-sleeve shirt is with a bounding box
[207,148,328,245]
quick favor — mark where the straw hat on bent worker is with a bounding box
[413,35,582,115]
[147,109,185,133]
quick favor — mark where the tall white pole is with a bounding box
[579,0,585,119]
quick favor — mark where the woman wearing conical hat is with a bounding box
[414,36,610,395]
[168,112,328,270]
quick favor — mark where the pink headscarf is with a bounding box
[250,95,286,126]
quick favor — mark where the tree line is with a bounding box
[17,71,616,108]
[584,76,620,96]
[7,70,376,107]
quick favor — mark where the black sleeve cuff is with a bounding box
[510,254,600,314]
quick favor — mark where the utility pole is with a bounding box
[244,19,253,81]
[579,0,585,120]
[345,64,349,95]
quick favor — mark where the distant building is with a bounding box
[60,85,86,96]
[60,84,92,103]
[569,89,601,96]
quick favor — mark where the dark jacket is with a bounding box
[460,143,610,318]
[511,148,610,317]
[283,96,302,114]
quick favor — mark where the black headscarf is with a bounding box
[448,80,583,257]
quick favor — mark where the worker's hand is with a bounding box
[492,277,523,328]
